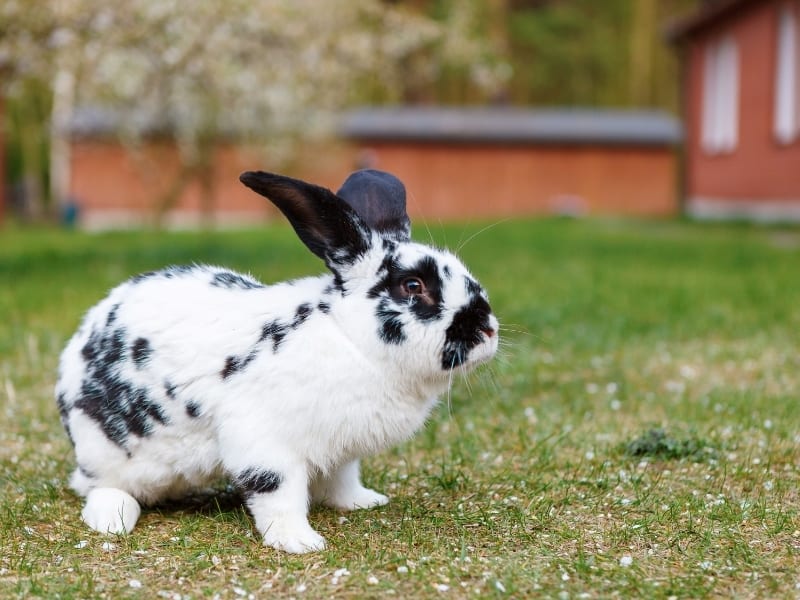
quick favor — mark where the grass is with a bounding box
[1,217,799,598]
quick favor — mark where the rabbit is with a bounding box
[54,169,499,553]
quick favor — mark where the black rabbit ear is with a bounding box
[336,170,411,242]
[240,171,371,264]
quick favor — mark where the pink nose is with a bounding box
[481,327,495,338]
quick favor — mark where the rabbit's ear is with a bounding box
[337,170,411,242]
[240,171,371,263]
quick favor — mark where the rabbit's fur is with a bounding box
[55,170,499,553]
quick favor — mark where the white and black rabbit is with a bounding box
[55,169,498,553]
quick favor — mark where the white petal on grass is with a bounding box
[129,579,143,589]
[620,555,633,567]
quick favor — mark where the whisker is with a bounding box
[406,188,435,246]
[456,218,512,253]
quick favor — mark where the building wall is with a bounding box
[684,0,800,217]
[70,137,677,226]
[70,140,361,229]
[361,142,677,219]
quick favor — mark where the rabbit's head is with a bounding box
[240,170,498,380]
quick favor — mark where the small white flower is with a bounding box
[620,555,633,567]
[699,561,712,571]
[561,572,570,581]
[295,583,307,593]
[610,399,622,411]
[606,382,618,394]
[763,480,774,491]
[495,581,506,593]
[434,583,450,592]
[129,579,143,589]
[397,566,409,574]
[333,568,350,578]
[764,419,773,429]
[74,540,88,549]
[233,587,247,597]
[101,542,115,551]
[367,576,379,585]
[585,450,595,460]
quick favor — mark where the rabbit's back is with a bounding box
[55,265,334,499]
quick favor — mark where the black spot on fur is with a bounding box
[130,265,197,284]
[221,305,317,381]
[164,381,177,399]
[131,337,152,366]
[106,303,121,326]
[237,468,283,495]
[442,265,452,279]
[221,355,243,379]
[78,464,97,479]
[260,321,287,342]
[376,299,406,344]
[163,265,196,278]
[56,392,73,444]
[211,271,265,290]
[74,326,170,449]
[130,271,157,284]
[317,301,331,314]
[294,303,312,326]
[185,401,202,418]
[260,320,289,352]
[330,268,346,294]
[441,295,493,370]
[464,276,483,297]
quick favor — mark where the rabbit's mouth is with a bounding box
[441,313,499,371]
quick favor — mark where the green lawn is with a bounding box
[1,218,799,599]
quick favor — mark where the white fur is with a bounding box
[56,213,498,554]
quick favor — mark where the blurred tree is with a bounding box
[503,0,699,108]
[0,0,503,223]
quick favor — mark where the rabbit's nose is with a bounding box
[481,326,496,338]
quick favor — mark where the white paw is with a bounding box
[81,488,141,534]
[262,520,326,554]
[327,487,389,511]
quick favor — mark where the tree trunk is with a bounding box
[50,64,76,220]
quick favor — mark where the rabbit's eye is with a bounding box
[402,277,425,295]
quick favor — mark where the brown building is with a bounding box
[68,106,681,228]
[341,107,681,220]
[669,0,800,221]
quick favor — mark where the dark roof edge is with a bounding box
[340,107,683,146]
[664,0,759,43]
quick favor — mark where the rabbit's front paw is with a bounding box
[262,519,326,554]
[81,487,141,534]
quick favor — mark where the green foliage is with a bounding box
[505,0,699,109]
[624,428,716,461]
